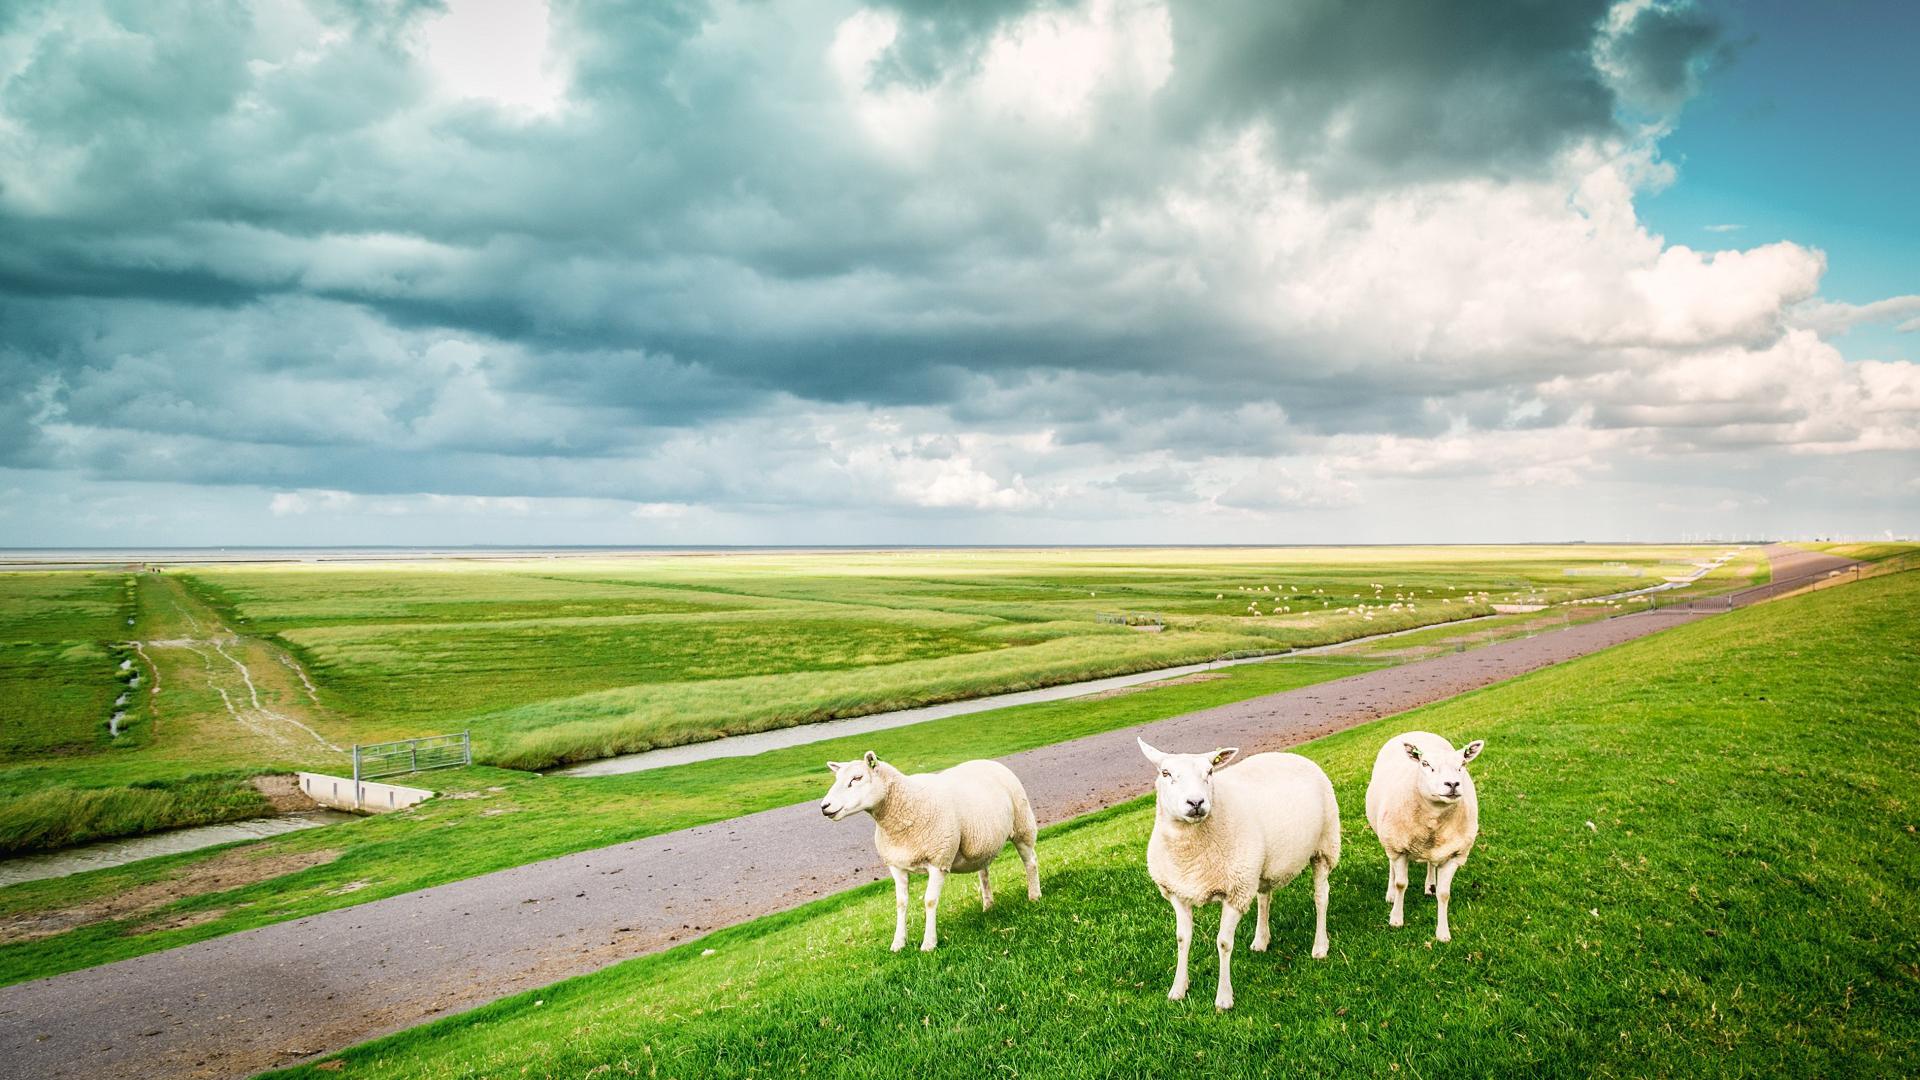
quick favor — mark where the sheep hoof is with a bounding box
[1028,887,1041,901]
[1435,929,1451,943]
[890,940,906,953]
[1311,940,1329,959]
[920,941,937,952]
[1214,993,1234,1011]
[1388,913,1404,928]
[1168,983,1187,1001]
[1250,936,1269,953]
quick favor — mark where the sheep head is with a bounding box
[1138,738,1237,824]
[1403,738,1484,804]
[820,749,889,820]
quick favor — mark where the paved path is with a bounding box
[0,546,1840,1079]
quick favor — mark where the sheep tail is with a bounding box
[1011,777,1039,845]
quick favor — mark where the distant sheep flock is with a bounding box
[822,729,1485,1009]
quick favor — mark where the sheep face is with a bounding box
[821,750,887,820]
[1138,738,1238,824]
[1403,739,1484,804]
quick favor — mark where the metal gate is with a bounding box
[352,731,471,784]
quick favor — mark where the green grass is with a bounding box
[481,627,1283,769]
[1806,541,1920,563]
[0,572,132,642]
[0,573,135,757]
[0,656,1380,987]
[278,608,1006,729]
[0,773,271,853]
[0,547,1743,852]
[266,569,1920,1080]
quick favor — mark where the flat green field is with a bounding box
[0,546,1740,852]
[187,545,1732,768]
[0,574,137,757]
[266,564,1920,1080]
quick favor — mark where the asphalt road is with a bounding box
[0,544,1843,1079]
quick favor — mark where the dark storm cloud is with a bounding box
[1159,0,1618,183]
[1599,0,1726,112]
[873,0,1724,183]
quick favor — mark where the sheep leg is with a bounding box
[920,867,946,951]
[1434,858,1461,943]
[1388,853,1409,927]
[1167,896,1193,1001]
[1015,837,1041,900]
[978,867,993,912]
[1424,862,1437,897]
[1250,890,1271,952]
[1311,857,1331,959]
[1215,903,1244,1011]
[890,867,911,952]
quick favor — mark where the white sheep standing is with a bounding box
[820,751,1040,951]
[1363,731,1485,942]
[1138,738,1341,1010]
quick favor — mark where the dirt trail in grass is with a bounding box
[134,577,343,756]
[0,547,1841,1080]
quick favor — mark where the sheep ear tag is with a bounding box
[1209,747,1239,769]
[863,750,878,768]
[1404,743,1423,762]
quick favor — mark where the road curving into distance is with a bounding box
[0,545,1854,1080]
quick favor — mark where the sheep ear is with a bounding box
[1460,739,1484,764]
[863,750,878,769]
[1137,737,1165,766]
[1209,747,1238,770]
[826,761,844,774]
[1403,742,1423,762]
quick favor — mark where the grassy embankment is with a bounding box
[1805,541,1920,564]
[269,566,1920,1080]
[1,547,1720,854]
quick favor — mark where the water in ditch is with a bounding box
[0,810,357,888]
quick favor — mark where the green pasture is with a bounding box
[267,565,1920,1080]
[0,655,1379,987]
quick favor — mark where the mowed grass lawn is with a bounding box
[269,570,1920,1080]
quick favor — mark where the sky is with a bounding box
[1,0,1916,547]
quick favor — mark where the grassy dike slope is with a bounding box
[270,571,1920,1079]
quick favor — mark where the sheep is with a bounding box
[820,751,1040,952]
[1363,731,1485,942]
[1137,738,1340,1010]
